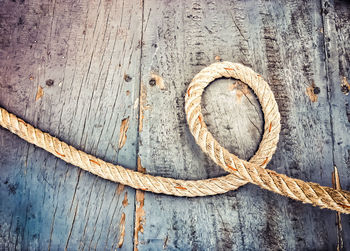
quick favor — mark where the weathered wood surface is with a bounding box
[0,0,349,250]
[0,0,142,249]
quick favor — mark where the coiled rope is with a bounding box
[1,62,349,213]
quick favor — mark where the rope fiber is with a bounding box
[1,61,350,213]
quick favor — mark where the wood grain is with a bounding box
[0,0,349,250]
[322,0,350,246]
[137,0,349,250]
[0,0,142,249]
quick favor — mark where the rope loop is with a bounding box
[185,61,280,179]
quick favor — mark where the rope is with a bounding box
[1,61,349,214]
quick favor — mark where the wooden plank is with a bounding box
[1,0,349,249]
[0,0,142,249]
[322,0,350,248]
[138,0,349,250]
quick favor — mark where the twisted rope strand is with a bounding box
[0,61,349,214]
[0,107,246,197]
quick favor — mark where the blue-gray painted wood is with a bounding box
[322,0,350,244]
[0,0,349,250]
[138,0,350,250]
[0,0,142,250]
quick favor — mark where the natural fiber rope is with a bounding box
[1,62,350,214]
